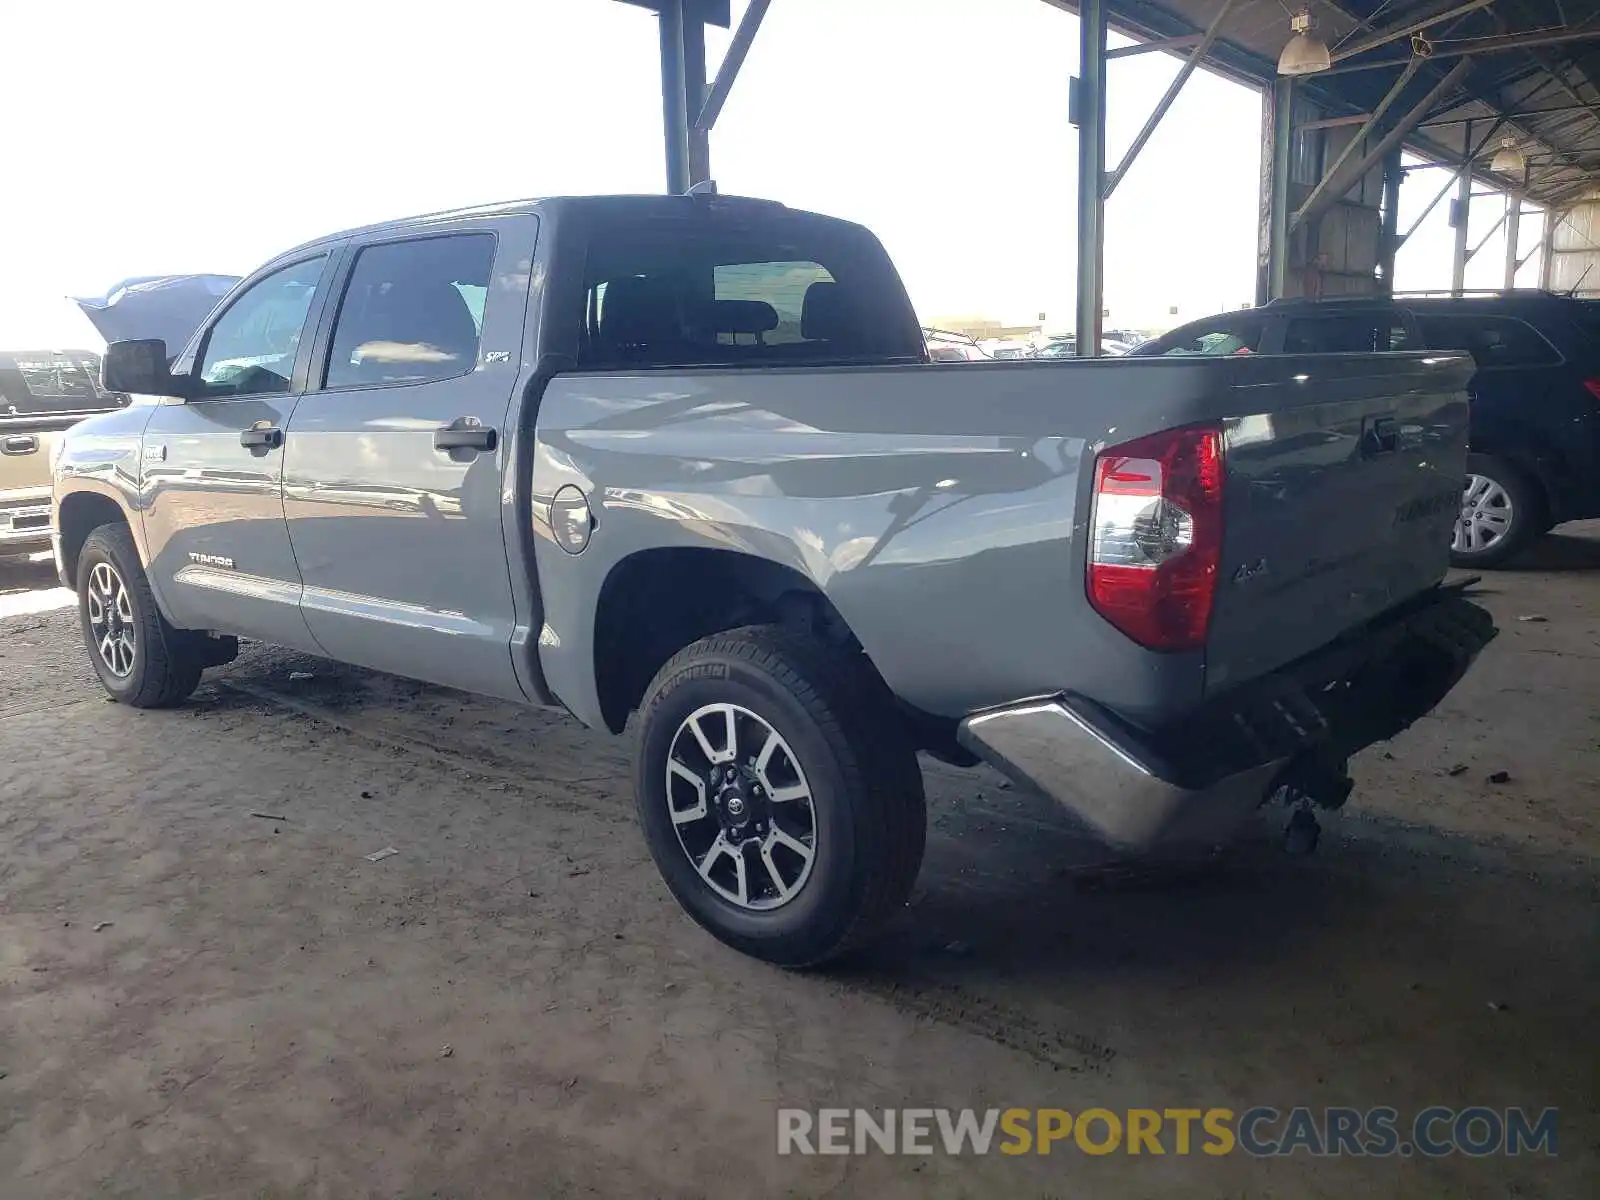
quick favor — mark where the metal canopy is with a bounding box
[1056,0,1600,207]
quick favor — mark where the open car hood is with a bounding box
[73,275,240,355]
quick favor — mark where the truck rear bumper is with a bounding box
[957,586,1497,852]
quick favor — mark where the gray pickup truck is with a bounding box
[53,194,1495,965]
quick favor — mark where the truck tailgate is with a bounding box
[1204,352,1474,694]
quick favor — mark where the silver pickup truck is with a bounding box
[53,194,1494,965]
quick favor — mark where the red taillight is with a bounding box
[1583,378,1600,404]
[1087,425,1224,652]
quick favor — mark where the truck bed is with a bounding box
[530,350,1474,732]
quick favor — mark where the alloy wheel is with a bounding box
[665,702,818,911]
[86,561,137,678]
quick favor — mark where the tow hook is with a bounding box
[1284,804,1321,856]
[1274,752,1356,856]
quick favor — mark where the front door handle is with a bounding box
[240,426,283,450]
[434,419,497,454]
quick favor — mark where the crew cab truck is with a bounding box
[54,194,1495,966]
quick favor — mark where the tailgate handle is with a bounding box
[2,434,39,456]
[1362,416,1400,456]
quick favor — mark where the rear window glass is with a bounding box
[0,351,128,418]
[1415,314,1558,367]
[1282,313,1412,353]
[580,216,923,368]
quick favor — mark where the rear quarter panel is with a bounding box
[530,360,1300,731]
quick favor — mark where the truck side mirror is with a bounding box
[102,338,186,398]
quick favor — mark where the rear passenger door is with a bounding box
[281,217,537,700]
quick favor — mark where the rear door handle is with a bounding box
[240,426,283,449]
[1362,416,1400,456]
[434,419,497,454]
[2,434,39,456]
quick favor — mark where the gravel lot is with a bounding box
[1,528,1596,1198]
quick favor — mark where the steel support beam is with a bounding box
[1330,0,1493,63]
[1503,192,1521,287]
[1451,122,1472,294]
[1267,77,1294,302]
[1290,58,1421,231]
[1319,24,1600,74]
[1422,102,1600,127]
[1465,206,1509,264]
[1075,0,1107,357]
[1105,33,1201,59]
[695,0,771,133]
[658,0,690,194]
[1379,149,1403,292]
[1296,59,1473,232]
[1397,118,1505,244]
[1517,236,1543,274]
[1102,0,1238,199]
[683,16,710,185]
[1539,210,1556,289]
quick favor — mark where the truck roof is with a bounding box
[284,193,799,258]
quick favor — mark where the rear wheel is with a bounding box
[634,625,926,967]
[77,523,205,707]
[1451,453,1543,569]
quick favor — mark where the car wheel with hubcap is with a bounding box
[1450,453,1542,569]
[76,522,206,707]
[634,625,926,967]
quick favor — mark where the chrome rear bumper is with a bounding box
[957,587,1497,853]
[958,696,1285,850]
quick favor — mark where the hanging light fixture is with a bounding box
[1278,11,1332,76]
[1490,137,1526,174]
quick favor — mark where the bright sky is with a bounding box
[1,0,1502,349]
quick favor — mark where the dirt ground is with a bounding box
[1,527,1597,1199]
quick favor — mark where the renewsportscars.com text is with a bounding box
[777,1106,1558,1158]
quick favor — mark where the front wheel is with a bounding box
[633,626,926,967]
[1451,454,1543,569]
[77,523,205,707]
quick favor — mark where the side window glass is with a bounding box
[196,257,326,397]
[1417,315,1557,368]
[325,234,495,388]
[1283,313,1405,353]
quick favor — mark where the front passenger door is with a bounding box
[140,253,335,651]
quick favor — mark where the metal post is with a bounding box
[1539,209,1556,290]
[1451,121,1471,295]
[658,0,690,194]
[1268,77,1294,301]
[1075,0,1107,357]
[1502,191,1521,288]
[1378,149,1402,293]
[683,14,710,185]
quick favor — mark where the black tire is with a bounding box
[1450,453,1544,569]
[76,523,205,707]
[634,625,926,967]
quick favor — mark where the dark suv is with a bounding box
[1132,291,1600,566]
